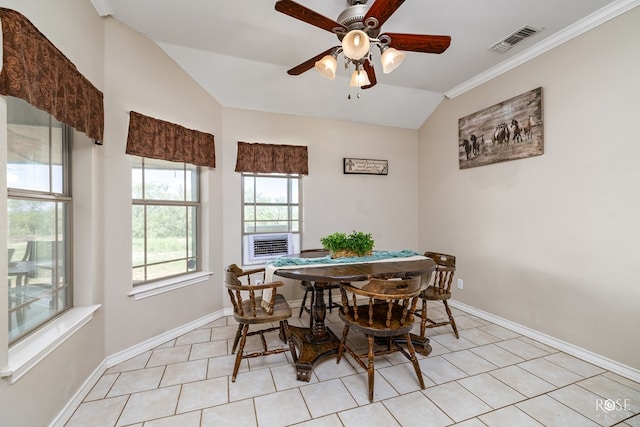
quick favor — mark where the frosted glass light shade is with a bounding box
[342,30,370,60]
[381,47,405,73]
[314,55,337,80]
[349,68,371,87]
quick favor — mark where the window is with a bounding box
[242,173,301,264]
[132,157,200,284]
[6,96,72,343]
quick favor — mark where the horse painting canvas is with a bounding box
[458,87,543,169]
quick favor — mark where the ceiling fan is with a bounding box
[274,0,451,90]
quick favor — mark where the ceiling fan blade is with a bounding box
[287,46,339,76]
[275,0,346,34]
[383,33,451,54]
[361,60,377,89]
[364,0,406,29]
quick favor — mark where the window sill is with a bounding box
[1,305,101,384]
[129,271,213,300]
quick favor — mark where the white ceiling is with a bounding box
[92,0,636,129]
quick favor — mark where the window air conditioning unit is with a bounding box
[243,233,300,265]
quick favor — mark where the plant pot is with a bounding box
[330,250,372,259]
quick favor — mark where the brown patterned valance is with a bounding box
[126,111,216,168]
[235,141,308,175]
[0,8,104,142]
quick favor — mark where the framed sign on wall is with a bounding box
[343,158,388,175]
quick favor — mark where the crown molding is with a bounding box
[89,0,114,17]
[444,0,640,99]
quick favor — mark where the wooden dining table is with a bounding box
[268,253,436,382]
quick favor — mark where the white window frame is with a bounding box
[131,156,201,285]
[241,173,302,265]
[5,97,73,345]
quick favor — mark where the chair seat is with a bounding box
[420,285,451,301]
[336,277,425,402]
[234,294,292,324]
[340,303,415,337]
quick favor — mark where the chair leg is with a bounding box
[282,320,298,362]
[367,335,375,402]
[442,300,459,339]
[232,324,249,382]
[298,287,310,318]
[337,324,350,363]
[404,332,425,390]
[231,323,243,354]
[419,298,428,338]
[328,287,338,312]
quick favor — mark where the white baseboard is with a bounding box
[50,309,228,427]
[104,309,227,368]
[53,299,639,426]
[50,360,107,427]
[449,300,640,383]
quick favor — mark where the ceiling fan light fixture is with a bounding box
[349,66,371,87]
[342,29,370,60]
[314,54,338,80]
[380,47,405,74]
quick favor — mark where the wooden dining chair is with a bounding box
[414,251,459,339]
[224,264,297,382]
[298,249,340,321]
[336,276,426,402]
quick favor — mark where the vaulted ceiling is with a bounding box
[91,0,636,129]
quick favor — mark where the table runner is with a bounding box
[262,250,426,311]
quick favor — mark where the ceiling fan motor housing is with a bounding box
[335,4,381,39]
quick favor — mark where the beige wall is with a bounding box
[101,17,224,356]
[1,0,639,425]
[0,1,107,426]
[221,108,420,300]
[418,6,640,370]
[0,1,419,424]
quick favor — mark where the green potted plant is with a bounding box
[320,230,375,258]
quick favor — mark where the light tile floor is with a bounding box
[66,303,640,426]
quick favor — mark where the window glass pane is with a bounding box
[243,176,255,203]
[56,203,70,296]
[256,205,288,221]
[244,206,255,221]
[7,199,68,341]
[132,205,145,267]
[50,121,64,194]
[244,222,256,233]
[132,156,143,199]
[146,205,188,264]
[145,260,189,282]
[6,97,64,193]
[142,158,185,201]
[186,163,198,202]
[255,177,287,203]
[290,179,298,204]
[132,266,145,284]
[187,206,196,259]
[255,221,289,233]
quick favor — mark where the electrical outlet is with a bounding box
[457,278,463,289]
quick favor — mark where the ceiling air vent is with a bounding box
[490,25,542,53]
